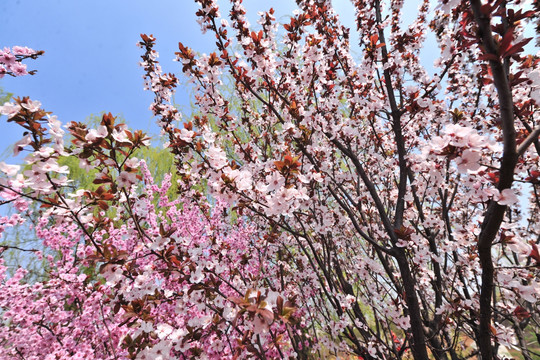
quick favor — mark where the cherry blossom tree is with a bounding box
[2,0,540,359]
[138,0,540,358]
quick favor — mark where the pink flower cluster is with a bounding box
[0,160,301,359]
[0,46,42,78]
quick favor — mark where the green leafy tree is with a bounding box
[0,88,12,105]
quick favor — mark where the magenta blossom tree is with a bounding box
[0,50,302,358]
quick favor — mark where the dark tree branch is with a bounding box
[469,1,518,358]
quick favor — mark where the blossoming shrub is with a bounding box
[0,66,302,358]
[0,106,304,359]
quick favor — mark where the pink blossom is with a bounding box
[13,135,32,155]
[0,102,21,118]
[0,50,15,66]
[178,127,194,142]
[456,149,481,173]
[37,159,69,174]
[9,62,28,76]
[85,125,108,141]
[112,128,132,144]
[226,168,252,191]
[0,162,20,176]
[12,46,36,56]
[124,157,140,168]
[47,115,64,137]
[497,188,519,206]
[207,145,227,169]
[13,198,29,212]
[395,316,411,330]
[20,99,41,113]
[265,171,285,192]
[117,171,137,187]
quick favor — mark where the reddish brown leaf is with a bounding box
[529,240,540,264]
[513,306,531,321]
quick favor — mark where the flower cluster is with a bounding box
[0,46,43,78]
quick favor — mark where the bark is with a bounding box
[469,1,518,358]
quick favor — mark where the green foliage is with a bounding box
[58,155,99,191]
[0,87,12,105]
[134,145,177,191]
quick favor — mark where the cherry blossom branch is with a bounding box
[0,245,38,253]
[517,124,540,157]
[469,0,519,357]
